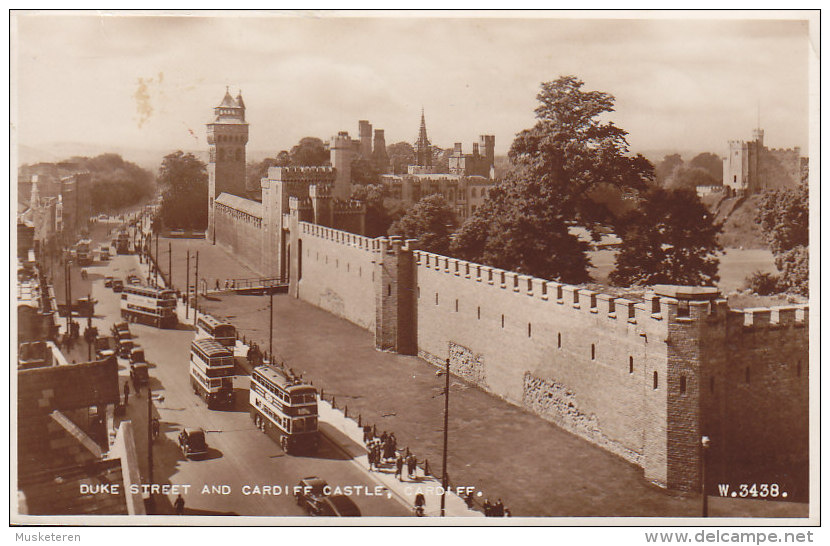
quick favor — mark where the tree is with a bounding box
[508,76,653,233]
[350,183,402,238]
[665,165,718,192]
[452,76,651,282]
[158,151,208,230]
[754,182,809,295]
[654,154,683,186]
[289,137,329,166]
[451,171,592,283]
[388,194,457,255]
[386,141,416,174]
[609,188,722,286]
[350,157,381,186]
[689,152,723,182]
[247,152,290,191]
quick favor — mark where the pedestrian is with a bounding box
[380,430,388,445]
[414,493,426,517]
[367,446,376,471]
[174,494,185,515]
[395,454,404,481]
[407,454,416,478]
[495,499,504,517]
[123,380,130,406]
[224,279,229,289]
[483,499,492,517]
[362,425,372,445]
[152,418,160,440]
[215,279,220,291]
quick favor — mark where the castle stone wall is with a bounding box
[294,222,378,331]
[412,251,675,473]
[214,203,265,276]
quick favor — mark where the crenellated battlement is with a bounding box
[267,166,336,183]
[332,200,366,212]
[308,184,332,200]
[411,250,744,328]
[288,196,312,211]
[729,305,808,331]
[299,221,379,252]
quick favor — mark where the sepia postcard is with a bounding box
[10,9,820,533]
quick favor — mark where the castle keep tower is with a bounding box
[329,131,354,200]
[207,88,249,242]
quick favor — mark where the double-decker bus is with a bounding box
[75,239,92,265]
[116,231,131,254]
[196,315,237,348]
[120,284,177,328]
[190,338,235,409]
[250,365,319,454]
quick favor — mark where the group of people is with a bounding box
[215,279,237,291]
[482,498,510,517]
[364,429,419,480]
[246,343,264,366]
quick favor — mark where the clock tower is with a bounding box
[207,87,248,242]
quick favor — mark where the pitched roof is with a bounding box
[218,88,238,108]
[215,192,263,219]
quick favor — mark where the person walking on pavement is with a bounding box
[123,380,130,406]
[495,499,505,517]
[406,454,416,479]
[151,418,160,440]
[395,454,404,481]
[174,494,185,515]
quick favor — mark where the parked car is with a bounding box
[118,338,135,359]
[112,279,124,293]
[130,362,149,390]
[294,477,362,517]
[129,346,145,364]
[94,336,118,359]
[111,322,130,340]
[104,276,114,288]
[127,274,142,285]
[178,428,208,458]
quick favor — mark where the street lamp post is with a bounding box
[147,388,155,514]
[701,435,711,518]
[440,358,450,517]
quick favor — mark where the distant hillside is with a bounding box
[700,193,767,250]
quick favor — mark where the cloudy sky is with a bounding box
[12,12,815,161]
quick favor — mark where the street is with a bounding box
[86,250,410,517]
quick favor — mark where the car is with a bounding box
[129,346,145,364]
[178,428,208,458]
[112,280,124,293]
[130,362,149,389]
[111,322,131,340]
[104,276,114,288]
[118,338,135,358]
[294,477,362,517]
[127,274,142,285]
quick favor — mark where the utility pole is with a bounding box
[269,291,274,363]
[168,241,172,290]
[185,250,190,319]
[147,389,155,514]
[155,232,159,286]
[193,251,199,327]
[441,358,450,517]
[701,436,711,518]
[65,255,72,333]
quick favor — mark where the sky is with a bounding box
[12,12,815,163]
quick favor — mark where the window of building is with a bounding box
[591,344,595,360]
[653,371,659,390]
[501,314,505,328]
[477,306,480,320]
[387,284,392,297]
[435,293,439,305]
[455,299,459,312]
[680,375,687,395]
[629,356,634,374]
[557,333,561,349]
[528,323,532,338]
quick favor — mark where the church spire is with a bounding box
[415,108,432,167]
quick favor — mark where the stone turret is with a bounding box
[329,131,354,201]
